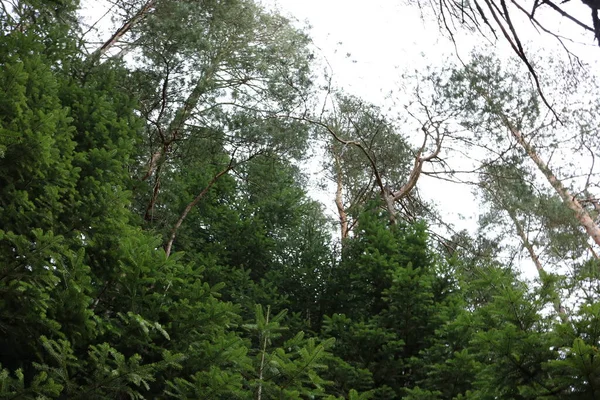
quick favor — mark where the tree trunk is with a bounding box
[142,148,163,181]
[92,0,157,58]
[505,207,569,322]
[503,117,600,249]
[332,149,349,240]
[144,167,162,221]
[383,188,398,225]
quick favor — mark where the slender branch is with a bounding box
[80,3,116,45]
[144,161,162,221]
[511,0,581,59]
[483,0,561,121]
[582,139,596,192]
[164,159,235,257]
[543,0,595,32]
[299,117,387,196]
[474,0,499,39]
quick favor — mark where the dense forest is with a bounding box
[2,0,600,398]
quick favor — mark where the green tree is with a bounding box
[96,0,316,257]
[319,209,459,398]
[312,93,443,235]
[440,53,600,254]
[0,3,260,397]
[0,11,182,396]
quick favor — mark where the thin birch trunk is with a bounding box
[257,306,270,400]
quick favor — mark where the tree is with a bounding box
[318,209,460,398]
[427,52,600,269]
[12,0,600,398]
[96,0,316,257]
[309,93,444,239]
[477,160,583,320]
[0,3,300,397]
[0,7,185,396]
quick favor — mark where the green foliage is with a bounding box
[242,305,335,399]
[0,363,63,399]
[316,210,462,398]
[5,1,600,399]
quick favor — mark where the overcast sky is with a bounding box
[259,0,600,281]
[80,0,600,277]
[261,0,484,233]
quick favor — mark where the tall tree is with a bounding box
[101,0,316,255]
[434,52,600,263]
[311,93,443,237]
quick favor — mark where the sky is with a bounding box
[265,0,453,102]
[258,0,600,280]
[79,0,600,278]
[260,0,483,233]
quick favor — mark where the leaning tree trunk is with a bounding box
[501,115,600,249]
[91,0,157,59]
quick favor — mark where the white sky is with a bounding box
[80,0,600,278]
[261,0,482,233]
[261,0,600,280]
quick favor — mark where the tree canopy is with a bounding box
[2,0,600,398]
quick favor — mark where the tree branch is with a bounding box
[92,0,157,59]
[164,158,235,257]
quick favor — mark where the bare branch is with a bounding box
[544,0,595,32]
[483,0,561,121]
